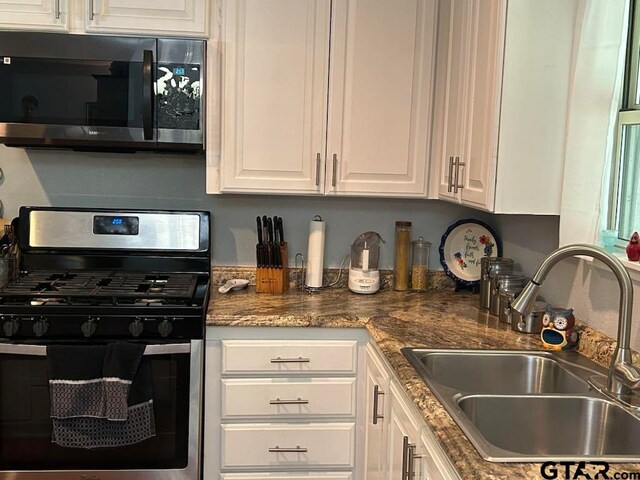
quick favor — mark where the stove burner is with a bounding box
[0,271,199,307]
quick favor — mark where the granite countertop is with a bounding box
[206,285,640,479]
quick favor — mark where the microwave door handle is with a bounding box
[143,49,154,141]
[0,343,191,356]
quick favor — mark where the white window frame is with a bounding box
[610,0,640,247]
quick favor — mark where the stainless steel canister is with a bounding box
[489,272,526,317]
[511,301,547,334]
[480,257,514,310]
[497,279,528,324]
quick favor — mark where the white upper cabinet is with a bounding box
[0,0,69,31]
[219,0,436,197]
[0,0,208,36]
[85,0,209,38]
[220,0,331,194]
[430,0,578,214]
[434,0,471,202]
[326,0,436,197]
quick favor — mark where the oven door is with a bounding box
[0,340,202,480]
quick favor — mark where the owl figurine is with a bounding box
[540,305,578,350]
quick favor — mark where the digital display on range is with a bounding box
[93,216,139,235]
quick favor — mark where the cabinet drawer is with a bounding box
[222,378,356,418]
[221,474,352,480]
[221,423,355,469]
[221,340,357,374]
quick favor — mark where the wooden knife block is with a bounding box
[256,243,289,294]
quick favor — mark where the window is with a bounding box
[612,0,640,241]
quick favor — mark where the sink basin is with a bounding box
[400,348,640,462]
[458,395,640,461]
[417,351,589,394]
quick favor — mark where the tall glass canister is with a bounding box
[411,236,431,292]
[393,221,412,290]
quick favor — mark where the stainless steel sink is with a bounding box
[418,351,589,394]
[402,348,640,462]
[458,395,640,461]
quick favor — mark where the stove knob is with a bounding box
[33,318,49,337]
[2,318,20,337]
[158,319,173,338]
[81,318,98,338]
[129,319,144,338]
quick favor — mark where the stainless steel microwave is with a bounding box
[0,32,205,153]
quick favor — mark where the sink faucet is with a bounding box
[511,244,640,398]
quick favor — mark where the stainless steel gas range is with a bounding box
[0,207,210,480]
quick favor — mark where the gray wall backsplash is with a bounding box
[12,146,640,350]
[0,147,509,269]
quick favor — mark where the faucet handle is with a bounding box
[614,363,640,391]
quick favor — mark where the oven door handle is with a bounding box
[0,343,190,356]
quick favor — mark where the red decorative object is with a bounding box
[627,232,640,261]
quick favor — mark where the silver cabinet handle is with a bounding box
[407,441,422,479]
[89,0,95,20]
[270,356,310,363]
[270,397,309,405]
[55,0,61,19]
[402,436,410,480]
[315,153,321,187]
[372,384,384,424]
[331,153,338,187]
[268,445,308,453]
[453,156,465,193]
[447,156,454,192]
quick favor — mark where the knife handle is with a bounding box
[257,216,263,245]
[273,216,279,244]
[276,217,285,245]
[267,217,274,245]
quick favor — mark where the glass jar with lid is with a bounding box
[393,221,412,291]
[411,236,431,292]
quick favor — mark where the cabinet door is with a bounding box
[326,0,436,197]
[364,345,391,480]
[458,0,505,210]
[221,0,330,194]
[0,0,68,31]
[85,0,207,36]
[386,381,421,480]
[419,427,464,480]
[433,0,472,202]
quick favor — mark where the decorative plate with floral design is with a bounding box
[439,219,502,286]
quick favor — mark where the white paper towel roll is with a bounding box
[305,217,326,288]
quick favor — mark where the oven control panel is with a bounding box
[0,315,198,340]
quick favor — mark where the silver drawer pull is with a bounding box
[372,384,384,424]
[270,397,309,405]
[268,445,308,453]
[270,356,310,363]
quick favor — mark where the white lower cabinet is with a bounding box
[365,343,459,480]
[205,327,367,480]
[205,328,459,480]
[387,381,422,480]
[221,377,356,418]
[363,344,390,480]
[221,423,355,469]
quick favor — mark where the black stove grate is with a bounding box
[0,271,199,307]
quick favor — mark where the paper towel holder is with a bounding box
[295,215,326,293]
